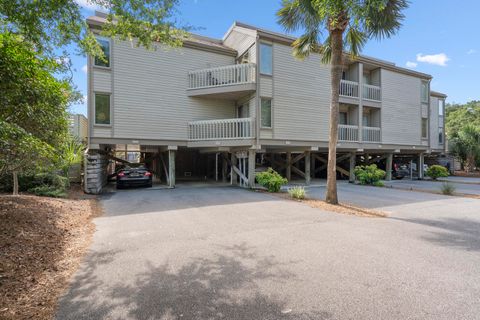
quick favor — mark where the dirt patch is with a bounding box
[0,194,100,319]
[267,192,387,217]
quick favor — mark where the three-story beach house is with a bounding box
[84,12,446,193]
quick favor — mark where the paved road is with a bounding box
[57,185,480,320]
[382,179,480,196]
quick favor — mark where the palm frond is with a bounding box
[292,29,321,59]
[365,0,408,39]
[344,27,367,58]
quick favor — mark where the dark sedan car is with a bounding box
[116,164,152,189]
[392,163,410,179]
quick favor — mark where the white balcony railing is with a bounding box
[363,84,381,101]
[338,124,359,142]
[188,118,254,141]
[188,63,256,90]
[362,126,381,142]
[339,79,359,98]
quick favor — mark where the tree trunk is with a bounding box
[12,171,19,196]
[466,154,475,173]
[325,29,343,204]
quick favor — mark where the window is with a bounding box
[94,37,110,67]
[438,99,444,116]
[261,99,272,128]
[339,112,348,125]
[439,127,444,144]
[259,43,272,75]
[421,118,428,138]
[421,81,429,103]
[95,93,110,125]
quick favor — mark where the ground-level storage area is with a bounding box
[84,142,443,194]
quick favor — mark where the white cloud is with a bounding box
[55,57,70,65]
[416,53,450,66]
[405,61,417,68]
[82,64,88,73]
[74,0,103,10]
[467,49,476,55]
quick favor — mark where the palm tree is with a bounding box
[278,0,408,204]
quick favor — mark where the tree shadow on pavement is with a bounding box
[394,217,480,252]
[56,243,332,320]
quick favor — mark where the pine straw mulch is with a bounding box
[0,192,101,320]
[269,192,387,218]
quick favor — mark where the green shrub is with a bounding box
[256,168,288,192]
[354,164,386,185]
[426,165,449,180]
[0,172,69,197]
[373,180,385,187]
[28,185,67,198]
[440,182,456,195]
[288,186,306,199]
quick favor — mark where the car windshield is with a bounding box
[123,163,147,170]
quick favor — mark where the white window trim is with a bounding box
[259,43,273,76]
[94,92,112,126]
[93,36,111,69]
[260,98,272,129]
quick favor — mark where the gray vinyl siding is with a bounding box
[429,95,442,150]
[260,76,273,98]
[380,69,422,145]
[93,127,113,138]
[268,42,331,141]
[92,69,112,92]
[91,40,236,141]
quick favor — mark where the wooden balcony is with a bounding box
[188,118,254,141]
[362,126,381,142]
[338,124,359,142]
[363,84,381,101]
[339,80,359,98]
[187,63,256,99]
[339,80,382,107]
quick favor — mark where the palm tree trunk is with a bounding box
[12,171,19,196]
[325,29,343,204]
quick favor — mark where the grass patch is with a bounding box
[288,186,306,199]
[440,182,456,195]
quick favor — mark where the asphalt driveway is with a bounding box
[382,179,480,197]
[57,185,480,320]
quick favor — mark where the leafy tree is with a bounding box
[0,0,189,59]
[445,101,480,139]
[0,121,54,195]
[278,0,408,204]
[0,32,75,194]
[450,125,480,172]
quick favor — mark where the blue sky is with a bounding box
[70,0,479,116]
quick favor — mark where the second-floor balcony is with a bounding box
[339,80,381,102]
[338,125,381,143]
[187,63,256,99]
[188,117,254,141]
